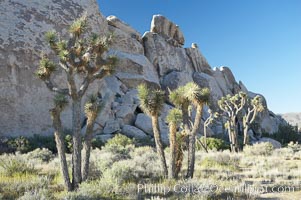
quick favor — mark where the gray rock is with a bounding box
[212,67,233,95]
[193,72,224,109]
[239,81,248,93]
[143,31,194,77]
[108,25,144,55]
[185,44,212,74]
[103,119,120,134]
[254,137,282,149]
[134,113,169,144]
[150,15,184,46]
[115,105,136,126]
[0,0,108,136]
[107,15,141,42]
[161,71,193,91]
[121,125,149,140]
[95,134,113,143]
[109,50,160,88]
[135,114,153,135]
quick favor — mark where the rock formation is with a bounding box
[0,0,284,143]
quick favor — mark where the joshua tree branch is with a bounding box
[44,79,69,95]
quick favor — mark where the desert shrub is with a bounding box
[106,133,134,147]
[17,189,54,200]
[0,153,38,176]
[7,136,31,153]
[102,160,137,186]
[65,134,73,153]
[129,146,161,180]
[200,152,240,170]
[0,175,51,200]
[102,134,135,158]
[243,142,274,156]
[27,148,54,163]
[91,137,104,149]
[198,137,229,151]
[287,141,301,152]
[62,181,137,200]
[27,134,57,153]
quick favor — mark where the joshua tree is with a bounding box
[82,94,103,181]
[169,82,210,178]
[137,84,168,177]
[218,92,247,152]
[36,15,116,190]
[166,108,182,179]
[203,109,219,151]
[243,95,264,145]
[184,83,210,178]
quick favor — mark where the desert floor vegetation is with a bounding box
[1,135,301,200]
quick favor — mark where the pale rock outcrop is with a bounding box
[143,32,194,77]
[254,137,282,149]
[239,81,248,93]
[109,50,160,88]
[150,15,184,46]
[121,125,149,140]
[115,104,137,126]
[107,15,141,42]
[134,113,169,144]
[212,67,233,96]
[103,119,120,134]
[0,1,284,142]
[193,72,224,109]
[161,71,193,91]
[108,25,144,55]
[0,0,108,136]
[185,44,212,74]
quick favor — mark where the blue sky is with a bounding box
[97,0,301,114]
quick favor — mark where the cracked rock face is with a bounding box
[0,0,283,140]
[0,0,108,136]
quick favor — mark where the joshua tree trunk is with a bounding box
[203,125,207,150]
[82,118,95,181]
[71,99,82,188]
[151,115,168,177]
[186,104,203,178]
[168,123,177,179]
[50,109,72,191]
[243,123,249,146]
[175,134,184,178]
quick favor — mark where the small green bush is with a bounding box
[27,148,54,163]
[91,137,104,149]
[102,134,135,158]
[197,137,229,151]
[102,160,137,186]
[243,142,274,156]
[0,154,38,176]
[7,136,31,153]
[17,189,54,200]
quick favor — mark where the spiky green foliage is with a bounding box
[184,82,210,106]
[167,108,182,125]
[169,86,188,107]
[69,15,87,37]
[35,57,56,80]
[84,94,103,120]
[251,95,265,112]
[45,30,57,45]
[58,50,69,62]
[56,40,67,52]
[137,84,165,116]
[53,94,68,110]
